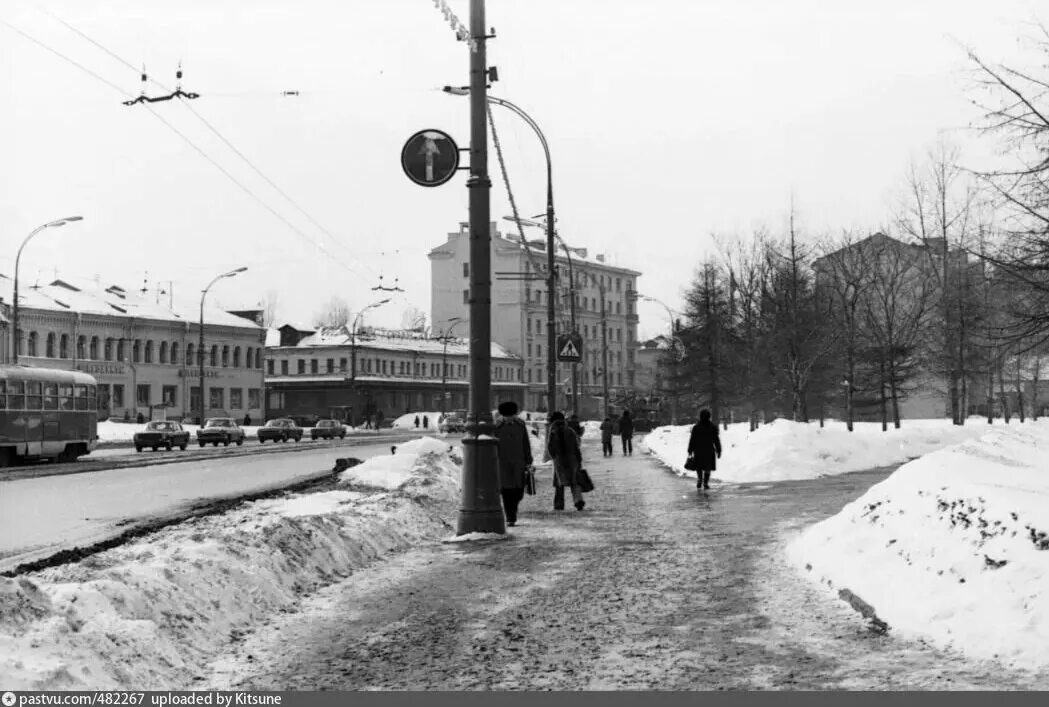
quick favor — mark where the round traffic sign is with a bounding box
[401,129,460,187]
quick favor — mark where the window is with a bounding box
[160,342,169,363]
[60,334,69,359]
[463,289,469,304]
[339,358,347,372]
[77,336,86,360]
[28,332,38,357]
[117,339,125,361]
[310,359,319,374]
[209,387,224,409]
[210,345,218,367]
[26,381,43,410]
[171,342,180,365]
[257,350,263,369]
[268,360,275,374]
[144,340,153,363]
[246,348,253,368]
[185,343,195,366]
[399,361,405,375]
[89,336,99,360]
[162,385,177,405]
[463,262,469,277]
[222,346,230,367]
[281,360,289,375]
[233,347,241,367]
[537,344,542,357]
[527,319,531,333]
[248,388,261,409]
[131,339,140,363]
[527,369,532,383]
[112,384,125,408]
[136,384,151,406]
[616,302,621,314]
[230,388,243,409]
[326,359,334,373]
[103,338,112,361]
[46,333,56,358]
[43,383,58,410]
[382,360,388,375]
[190,387,201,414]
[297,359,306,374]
[616,277,621,292]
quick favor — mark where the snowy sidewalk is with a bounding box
[207,444,1046,690]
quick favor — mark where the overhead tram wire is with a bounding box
[3,21,371,283]
[44,9,382,279]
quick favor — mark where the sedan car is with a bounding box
[134,420,190,452]
[310,419,347,440]
[258,418,304,443]
[438,413,467,434]
[196,417,246,447]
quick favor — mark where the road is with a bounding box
[209,440,1048,690]
[0,437,419,573]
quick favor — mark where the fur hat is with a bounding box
[549,411,565,422]
[498,401,519,416]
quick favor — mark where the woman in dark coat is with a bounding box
[619,410,635,455]
[547,411,585,511]
[494,401,533,526]
[687,409,722,489]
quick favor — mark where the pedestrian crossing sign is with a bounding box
[557,333,583,362]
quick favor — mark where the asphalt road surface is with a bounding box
[209,442,1048,690]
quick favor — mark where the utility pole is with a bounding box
[601,280,609,417]
[457,0,504,535]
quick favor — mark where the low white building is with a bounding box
[0,276,265,423]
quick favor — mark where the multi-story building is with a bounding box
[0,276,266,423]
[264,324,526,423]
[429,222,641,416]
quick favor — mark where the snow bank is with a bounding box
[787,421,1049,669]
[0,443,462,690]
[642,418,990,483]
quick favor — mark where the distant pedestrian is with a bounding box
[243,414,251,427]
[547,411,585,511]
[600,417,614,457]
[414,415,420,428]
[494,401,533,527]
[687,409,722,490]
[376,410,384,428]
[423,415,429,429]
[619,410,635,456]
[568,413,584,439]
[364,414,373,430]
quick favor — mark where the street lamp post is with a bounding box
[639,294,681,425]
[12,216,83,364]
[199,267,247,425]
[439,317,464,414]
[444,87,557,419]
[350,298,390,424]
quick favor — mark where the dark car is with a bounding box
[310,419,347,440]
[258,418,303,443]
[438,412,467,434]
[134,420,190,452]
[196,417,246,447]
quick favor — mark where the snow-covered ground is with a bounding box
[0,437,463,690]
[642,417,1049,670]
[641,418,994,483]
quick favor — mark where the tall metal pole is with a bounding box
[557,238,578,418]
[199,267,246,426]
[545,175,557,417]
[601,281,609,417]
[457,0,504,535]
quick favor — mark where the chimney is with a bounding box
[596,254,606,263]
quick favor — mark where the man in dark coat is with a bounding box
[568,414,584,439]
[619,410,635,455]
[494,401,533,526]
[687,408,722,489]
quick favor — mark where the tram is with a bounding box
[0,365,102,466]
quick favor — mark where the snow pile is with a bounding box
[0,444,462,691]
[787,421,1049,668]
[642,419,990,483]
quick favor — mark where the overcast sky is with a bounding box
[0,0,1043,338]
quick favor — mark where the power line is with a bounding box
[2,20,371,282]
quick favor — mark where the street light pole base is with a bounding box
[456,436,505,535]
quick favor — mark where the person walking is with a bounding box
[568,413,584,439]
[619,410,635,456]
[599,417,614,457]
[493,401,533,527]
[414,415,420,428]
[548,411,586,511]
[687,408,722,490]
[423,415,429,429]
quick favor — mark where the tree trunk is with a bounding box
[889,357,902,429]
[879,357,888,432]
[1016,357,1025,423]
[999,361,1011,423]
[1033,358,1041,421]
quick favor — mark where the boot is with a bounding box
[703,470,711,490]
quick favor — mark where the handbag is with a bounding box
[577,467,595,493]
[524,466,536,496]
[684,455,699,471]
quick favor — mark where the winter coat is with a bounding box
[619,413,634,438]
[494,416,533,490]
[687,420,722,471]
[568,419,584,438]
[599,420,613,442]
[547,420,582,488]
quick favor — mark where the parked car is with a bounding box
[258,418,304,443]
[134,420,190,452]
[310,419,347,440]
[196,417,246,447]
[438,413,467,434]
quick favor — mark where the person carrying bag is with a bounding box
[494,401,533,526]
[686,408,722,490]
[547,411,587,511]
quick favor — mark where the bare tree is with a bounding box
[724,231,772,430]
[400,306,427,332]
[313,296,352,329]
[261,290,280,328]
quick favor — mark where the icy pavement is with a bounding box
[209,450,1047,690]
